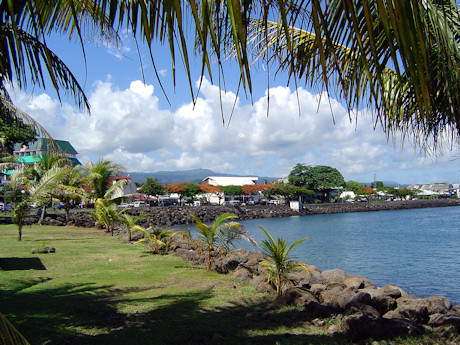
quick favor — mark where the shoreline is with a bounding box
[10,198,460,228]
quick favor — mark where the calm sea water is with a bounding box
[227,206,460,304]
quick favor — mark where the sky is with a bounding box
[8,29,460,185]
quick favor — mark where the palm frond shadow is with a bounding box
[0,279,350,344]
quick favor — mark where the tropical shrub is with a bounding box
[119,213,145,242]
[259,226,308,297]
[90,199,126,236]
[135,225,180,254]
[217,221,256,254]
[190,213,238,270]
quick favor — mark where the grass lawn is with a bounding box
[0,224,451,345]
[0,224,353,345]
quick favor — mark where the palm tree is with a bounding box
[217,221,257,254]
[85,160,125,200]
[10,165,69,240]
[119,213,145,242]
[259,226,308,297]
[244,1,460,148]
[21,153,70,224]
[0,312,30,345]
[90,198,126,236]
[53,165,88,223]
[134,225,180,254]
[190,213,238,270]
[1,1,458,151]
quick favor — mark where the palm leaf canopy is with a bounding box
[2,0,459,149]
[243,0,460,149]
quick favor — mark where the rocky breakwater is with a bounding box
[22,199,460,228]
[123,205,299,228]
[169,234,460,342]
[301,198,460,215]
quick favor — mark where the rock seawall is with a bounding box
[19,198,460,228]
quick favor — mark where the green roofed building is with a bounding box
[13,138,81,166]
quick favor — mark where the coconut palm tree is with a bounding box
[1,0,458,150]
[85,160,125,200]
[244,0,460,148]
[134,225,180,254]
[190,213,239,270]
[0,0,458,159]
[53,165,88,223]
[10,165,69,240]
[259,226,308,297]
[20,153,70,224]
[217,221,257,254]
[119,213,145,242]
[0,312,30,344]
[90,198,126,236]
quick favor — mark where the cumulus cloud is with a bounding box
[9,77,460,184]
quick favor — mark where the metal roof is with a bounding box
[203,176,259,186]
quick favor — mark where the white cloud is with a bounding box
[9,77,460,184]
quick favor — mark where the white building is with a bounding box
[201,176,259,205]
[202,176,258,186]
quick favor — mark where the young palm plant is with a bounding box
[119,213,145,242]
[259,226,308,297]
[135,225,180,254]
[90,199,126,236]
[217,221,257,254]
[190,213,238,270]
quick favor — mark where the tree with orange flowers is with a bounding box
[165,183,201,205]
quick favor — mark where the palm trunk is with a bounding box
[18,225,23,241]
[277,274,282,297]
[65,199,70,223]
[38,205,46,225]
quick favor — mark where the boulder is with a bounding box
[343,314,425,341]
[319,287,346,310]
[383,297,429,324]
[344,275,376,290]
[282,287,319,307]
[380,285,406,298]
[423,296,452,315]
[232,267,252,282]
[287,269,313,287]
[343,291,372,310]
[345,302,381,319]
[428,313,460,331]
[371,295,397,315]
[250,274,273,293]
[321,269,346,284]
[310,283,327,296]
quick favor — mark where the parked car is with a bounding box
[118,202,134,208]
[133,201,148,207]
[53,202,65,210]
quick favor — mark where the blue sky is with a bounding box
[8,30,460,185]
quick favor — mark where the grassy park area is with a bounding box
[0,224,352,345]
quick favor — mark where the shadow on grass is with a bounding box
[0,257,47,270]
[1,279,350,345]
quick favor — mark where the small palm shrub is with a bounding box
[135,225,180,254]
[216,221,257,254]
[190,213,238,270]
[90,199,126,236]
[189,213,257,270]
[119,213,145,241]
[259,226,308,297]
